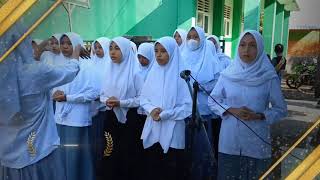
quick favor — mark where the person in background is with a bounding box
[271,43,286,83]
[173,29,187,52]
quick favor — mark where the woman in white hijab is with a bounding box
[208,30,287,179]
[99,37,144,180]
[181,26,222,121]
[140,36,191,180]
[89,37,111,176]
[173,29,187,52]
[53,32,99,180]
[137,43,155,80]
[40,33,66,66]
[206,35,231,69]
[181,26,222,178]
[136,42,155,114]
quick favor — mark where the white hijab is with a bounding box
[91,37,111,88]
[100,37,140,123]
[91,37,110,63]
[137,42,155,81]
[206,35,231,68]
[52,33,62,44]
[206,35,222,53]
[173,29,187,52]
[221,30,278,86]
[140,37,191,153]
[182,26,220,83]
[57,32,94,117]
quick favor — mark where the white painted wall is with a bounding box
[289,0,320,29]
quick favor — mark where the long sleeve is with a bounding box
[140,97,158,115]
[208,78,230,116]
[20,60,80,95]
[199,79,218,93]
[264,78,288,124]
[119,74,144,108]
[66,87,99,103]
[159,103,192,121]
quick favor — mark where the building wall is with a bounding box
[26,0,195,41]
[286,29,320,72]
[19,0,292,58]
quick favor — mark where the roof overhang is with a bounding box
[277,0,300,11]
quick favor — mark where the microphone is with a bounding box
[180,70,191,80]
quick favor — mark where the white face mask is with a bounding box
[187,39,200,51]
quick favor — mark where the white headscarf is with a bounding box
[206,35,222,53]
[41,33,64,64]
[57,32,94,117]
[52,33,62,44]
[31,39,43,45]
[173,29,187,52]
[91,37,111,88]
[140,37,191,153]
[221,30,278,86]
[130,41,138,55]
[137,42,155,81]
[206,35,231,69]
[91,37,110,63]
[100,37,140,123]
[182,26,220,83]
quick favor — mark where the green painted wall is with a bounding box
[24,0,195,41]
[212,0,225,36]
[262,0,276,57]
[243,0,260,31]
[127,0,196,39]
[273,1,284,47]
[231,0,243,58]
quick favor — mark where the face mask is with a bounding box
[187,39,200,51]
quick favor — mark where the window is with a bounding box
[223,4,232,38]
[196,0,212,34]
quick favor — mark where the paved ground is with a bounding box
[269,81,320,179]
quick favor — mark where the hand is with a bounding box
[150,108,162,121]
[106,96,120,108]
[54,94,67,102]
[53,90,64,99]
[80,47,90,59]
[227,106,255,120]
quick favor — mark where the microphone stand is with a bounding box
[183,74,217,180]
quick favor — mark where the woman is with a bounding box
[140,36,192,180]
[206,35,231,69]
[182,26,221,179]
[89,37,110,178]
[208,30,288,179]
[0,23,80,180]
[99,37,144,180]
[173,29,187,52]
[53,32,98,180]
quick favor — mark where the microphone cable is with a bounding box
[188,74,303,161]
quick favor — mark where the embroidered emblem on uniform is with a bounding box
[27,131,36,157]
[104,131,113,157]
